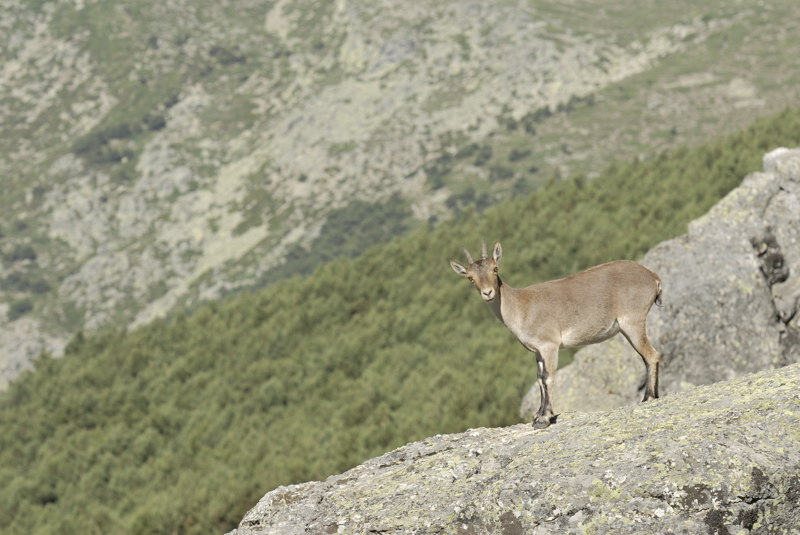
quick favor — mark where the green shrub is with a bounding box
[7,299,33,321]
[424,154,454,190]
[509,148,531,162]
[473,144,493,166]
[4,244,36,263]
[489,165,514,181]
[209,45,247,66]
[4,272,50,294]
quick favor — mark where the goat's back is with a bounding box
[524,260,661,338]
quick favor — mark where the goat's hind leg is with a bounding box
[619,319,660,402]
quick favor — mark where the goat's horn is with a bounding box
[481,240,488,259]
[462,247,474,265]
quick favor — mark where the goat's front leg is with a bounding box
[532,344,559,429]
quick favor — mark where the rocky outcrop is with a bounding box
[522,147,800,417]
[228,363,800,534]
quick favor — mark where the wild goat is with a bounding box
[450,242,662,429]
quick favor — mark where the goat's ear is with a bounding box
[450,261,468,277]
[493,242,502,264]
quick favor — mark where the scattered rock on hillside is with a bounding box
[0,316,64,390]
[4,0,795,391]
[228,363,800,534]
[522,147,800,418]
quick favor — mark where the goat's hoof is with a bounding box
[532,418,551,429]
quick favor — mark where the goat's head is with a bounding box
[450,241,503,301]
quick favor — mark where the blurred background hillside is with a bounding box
[2,0,799,384]
[2,1,800,533]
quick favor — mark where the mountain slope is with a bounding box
[2,1,800,385]
[1,110,799,534]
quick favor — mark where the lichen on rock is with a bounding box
[228,363,800,534]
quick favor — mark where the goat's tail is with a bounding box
[654,280,663,307]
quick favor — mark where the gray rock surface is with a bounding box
[522,147,800,418]
[228,363,800,535]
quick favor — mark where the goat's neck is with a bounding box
[486,277,517,325]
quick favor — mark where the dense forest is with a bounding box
[2,109,800,534]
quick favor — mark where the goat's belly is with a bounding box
[560,320,620,348]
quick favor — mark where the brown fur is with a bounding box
[451,242,662,429]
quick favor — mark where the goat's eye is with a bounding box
[467,277,474,282]
[493,267,498,273]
